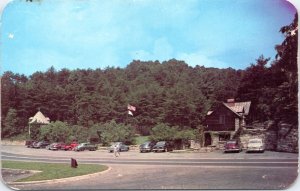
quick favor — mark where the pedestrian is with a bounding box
[114,144,120,157]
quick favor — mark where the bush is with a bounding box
[39,121,71,142]
[90,120,135,145]
[149,123,177,141]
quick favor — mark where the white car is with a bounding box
[246,138,265,153]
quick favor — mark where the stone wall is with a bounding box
[264,130,277,151]
[211,132,219,147]
[239,123,298,153]
[276,124,298,153]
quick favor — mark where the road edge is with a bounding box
[5,166,111,185]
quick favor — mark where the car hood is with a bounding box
[248,143,263,147]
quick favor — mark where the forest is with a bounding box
[1,14,297,141]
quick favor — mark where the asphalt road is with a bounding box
[1,146,299,190]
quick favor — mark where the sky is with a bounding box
[0,0,297,76]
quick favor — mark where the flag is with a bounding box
[127,104,136,111]
[128,110,133,116]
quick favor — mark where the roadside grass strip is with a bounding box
[2,161,108,182]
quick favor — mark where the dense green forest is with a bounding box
[1,14,297,139]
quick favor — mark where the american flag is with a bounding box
[128,110,133,116]
[127,104,136,111]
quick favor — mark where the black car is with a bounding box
[33,140,50,149]
[139,141,156,153]
[152,141,174,152]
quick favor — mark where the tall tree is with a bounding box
[272,13,298,125]
[2,108,19,138]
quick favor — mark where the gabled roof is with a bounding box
[29,111,50,124]
[223,101,251,116]
[207,111,214,115]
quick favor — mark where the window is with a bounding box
[219,133,230,141]
[219,115,226,124]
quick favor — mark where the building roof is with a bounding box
[223,101,251,116]
[29,111,50,124]
[207,111,214,115]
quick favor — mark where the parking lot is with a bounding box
[1,145,298,160]
[2,144,299,190]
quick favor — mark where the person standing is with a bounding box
[114,144,120,157]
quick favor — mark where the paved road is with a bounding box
[1,145,299,190]
[2,151,298,168]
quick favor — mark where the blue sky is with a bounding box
[0,0,297,76]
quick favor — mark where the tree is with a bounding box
[237,55,273,122]
[272,13,298,125]
[90,120,135,145]
[2,108,19,138]
[39,121,71,142]
[149,123,177,141]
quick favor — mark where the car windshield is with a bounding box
[226,141,237,144]
[156,141,165,145]
[249,139,262,144]
[112,142,121,146]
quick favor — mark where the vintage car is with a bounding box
[33,140,50,149]
[62,141,79,151]
[47,142,66,150]
[25,140,37,148]
[224,140,242,153]
[139,141,156,153]
[108,142,129,152]
[74,143,97,151]
[152,141,174,152]
[246,138,265,153]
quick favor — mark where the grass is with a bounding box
[134,136,149,145]
[2,161,108,182]
[2,133,28,142]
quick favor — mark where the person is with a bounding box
[114,144,120,157]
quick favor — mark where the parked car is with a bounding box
[25,140,37,148]
[46,143,56,150]
[33,140,50,149]
[139,141,156,153]
[246,138,265,153]
[47,142,66,150]
[62,141,79,151]
[152,141,174,152]
[224,140,242,153]
[108,142,129,152]
[74,143,97,151]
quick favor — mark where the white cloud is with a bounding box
[176,51,229,68]
[130,37,174,61]
[8,33,14,39]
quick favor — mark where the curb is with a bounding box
[7,166,111,185]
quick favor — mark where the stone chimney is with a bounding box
[227,99,235,107]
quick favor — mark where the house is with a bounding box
[29,111,50,124]
[204,99,251,148]
[28,111,50,138]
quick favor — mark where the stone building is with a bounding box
[204,99,251,148]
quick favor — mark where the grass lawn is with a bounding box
[2,161,108,182]
[134,136,149,145]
